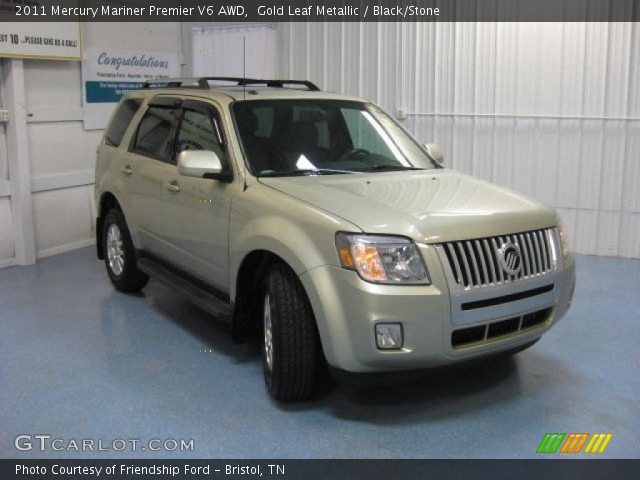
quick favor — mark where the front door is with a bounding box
[159,99,234,293]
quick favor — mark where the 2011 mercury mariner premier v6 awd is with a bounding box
[95,77,576,401]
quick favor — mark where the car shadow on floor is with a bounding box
[142,283,262,362]
[106,282,568,425]
[316,357,522,424]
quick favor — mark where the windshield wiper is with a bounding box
[258,168,358,177]
[357,165,426,172]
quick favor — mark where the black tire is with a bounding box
[262,261,319,401]
[102,208,148,292]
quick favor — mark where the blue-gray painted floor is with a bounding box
[1,248,638,459]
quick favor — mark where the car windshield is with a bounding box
[231,99,438,176]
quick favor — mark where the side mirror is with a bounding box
[424,143,444,166]
[177,150,232,182]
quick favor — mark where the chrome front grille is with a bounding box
[440,228,558,290]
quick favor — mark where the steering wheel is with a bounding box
[335,148,370,163]
[176,139,203,152]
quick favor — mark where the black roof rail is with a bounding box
[142,78,207,89]
[142,77,320,91]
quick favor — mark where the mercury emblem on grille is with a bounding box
[498,242,523,275]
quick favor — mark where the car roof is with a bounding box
[124,77,366,105]
[201,85,365,102]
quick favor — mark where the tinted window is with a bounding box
[104,99,142,147]
[133,106,180,163]
[232,100,436,175]
[341,108,396,159]
[176,109,228,169]
[253,107,274,137]
[293,105,329,148]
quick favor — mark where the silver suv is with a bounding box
[95,77,575,401]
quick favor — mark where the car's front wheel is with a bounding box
[262,261,319,401]
[102,208,148,292]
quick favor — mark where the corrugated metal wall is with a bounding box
[280,22,640,259]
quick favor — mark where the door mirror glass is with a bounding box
[424,143,444,166]
[177,150,223,178]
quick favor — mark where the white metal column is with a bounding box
[3,58,36,265]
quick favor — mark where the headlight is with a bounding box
[558,222,570,257]
[335,233,429,284]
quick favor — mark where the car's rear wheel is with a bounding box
[262,261,319,401]
[102,208,148,292]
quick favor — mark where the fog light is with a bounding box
[375,323,403,350]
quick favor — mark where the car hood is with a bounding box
[258,169,557,243]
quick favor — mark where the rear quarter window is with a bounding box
[104,98,142,147]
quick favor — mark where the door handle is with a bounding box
[121,165,133,176]
[165,180,181,193]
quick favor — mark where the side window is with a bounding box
[104,98,142,147]
[176,108,229,169]
[132,106,180,163]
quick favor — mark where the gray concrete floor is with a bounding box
[1,247,638,458]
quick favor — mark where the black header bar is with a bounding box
[1,459,640,480]
[1,0,638,22]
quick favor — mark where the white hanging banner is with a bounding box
[0,22,81,60]
[192,24,278,78]
[81,47,181,130]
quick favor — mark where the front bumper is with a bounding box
[300,244,576,373]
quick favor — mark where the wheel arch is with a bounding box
[228,211,347,344]
[231,246,325,346]
[231,249,287,341]
[96,191,124,259]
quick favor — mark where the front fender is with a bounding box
[228,182,364,300]
[230,215,335,300]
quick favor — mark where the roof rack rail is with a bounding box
[142,78,206,89]
[142,77,320,91]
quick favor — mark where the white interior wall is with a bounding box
[0,22,183,267]
[280,22,640,259]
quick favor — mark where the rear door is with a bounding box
[124,96,181,252]
[159,99,234,292]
